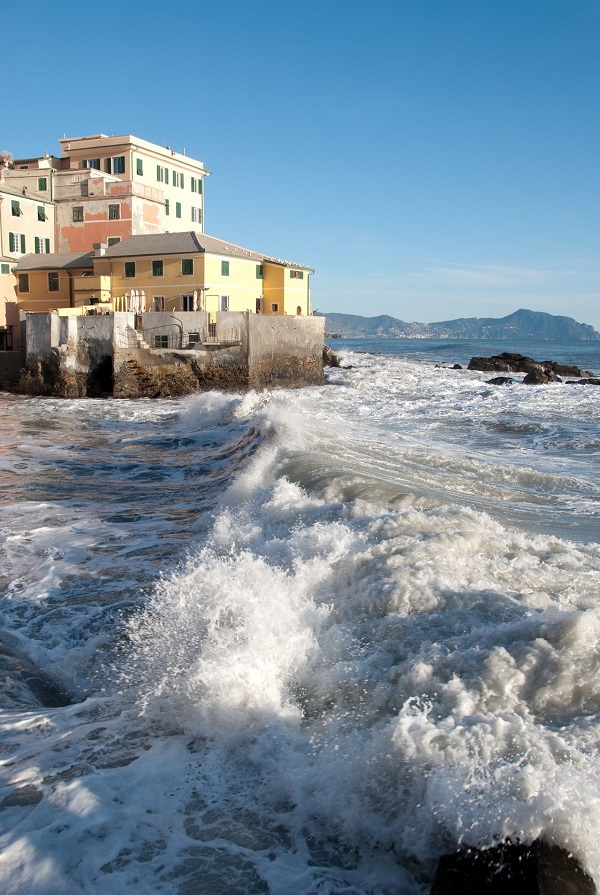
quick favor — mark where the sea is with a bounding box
[0,336,599,895]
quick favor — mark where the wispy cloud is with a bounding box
[412,263,566,288]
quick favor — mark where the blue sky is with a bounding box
[5,0,600,329]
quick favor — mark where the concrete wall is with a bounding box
[247,314,324,388]
[21,312,113,397]
[17,310,324,398]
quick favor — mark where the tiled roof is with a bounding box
[14,252,95,271]
[102,231,312,270]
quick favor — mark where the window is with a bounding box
[153,296,165,311]
[165,199,170,216]
[256,264,263,279]
[0,263,9,275]
[181,259,193,275]
[175,202,181,218]
[124,261,136,278]
[152,260,164,277]
[188,332,200,344]
[290,270,304,279]
[221,260,229,276]
[190,177,202,194]
[105,158,112,174]
[181,294,194,311]
[111,156,125,175]
[35,237,50,254]
[173,171,185,188]
[73,206,84,222]
[82,159,100,170]
[107,237,121,246]
[37,206,48,222]
[136,158,143,176]
[157,165,169,184]
[48,272,59,292]
[11,200,22,217]
[38,177,47,191]
[9,233,25,254]
[154,335,169,348]
[191,207,202,224]
[18,273,29,293]
[108,204,120,220]
[271,303,279,313]
[220,295,229,311]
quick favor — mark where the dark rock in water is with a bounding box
[468,353,593,379]
[452,364,462,369]
[568,378,600,386]
[431,840,596,895]
[523,369,562,385]
[486,376,517,385]
[323,345,340,367]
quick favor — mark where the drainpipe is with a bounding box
[67,269,74,308]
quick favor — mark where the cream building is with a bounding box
[9,134,209,253]
[0,171,56,348]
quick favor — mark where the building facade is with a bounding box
[0,171,56,348]
[15,232,312,318]
[9,134,209,252]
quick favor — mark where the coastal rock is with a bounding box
[486,376,517,385]
[468,353,593,379]
[568,378,600,386]
[431,840,596,895]
[323,345,341,367]
[523,368,562,385]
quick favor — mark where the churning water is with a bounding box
[0,337,599,894]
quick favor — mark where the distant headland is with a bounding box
[319,308,600,341]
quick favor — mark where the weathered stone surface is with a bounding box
[567,378,600,386]
[16,311,326,398]
[486,376,517,385]
[431,840,596,895]
[113,359,201,399]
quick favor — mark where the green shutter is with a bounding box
[165,199,170,216]
[45,238,50,253]
[8,233,14,252]
[198,179,202,194]
[180,174,184,188]
[20,234,26,253]
[165,169,169,185]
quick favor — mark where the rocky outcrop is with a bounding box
[468,353,593,378]
[468,353,597,385]
[323,345,340,367]
[431,840,596,894]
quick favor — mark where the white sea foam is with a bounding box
[0,342,599,893]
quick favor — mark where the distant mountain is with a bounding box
[319,309,600,341]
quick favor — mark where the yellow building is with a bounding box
[14,252,96,313]
[14,232,313,317]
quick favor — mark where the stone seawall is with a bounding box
[13,311,325,398]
